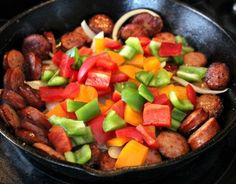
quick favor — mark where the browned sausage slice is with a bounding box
[43,31,56,53]
[205,62,230,90]
[157,131,189,159]
[153,32,176,43]
[183,52,207,67]
[22,34,51,59]
[188,117,220,150]
[119,23,148,40]
[74,26,92,44]
[61,31,86,50]
[20,106,51,130]
[15,129,48,145]
[145,150,162,165]
[87,144,102,168]
[21,120,48,137]
[4,67,25,91]
[0,103,20,129]
[3,49,24,69]
[131,13,163,37]
[2,90,26,109]
[24,52,42,80]
[99,152,116,171]
[180,108,209,134]
[89,14,114,35]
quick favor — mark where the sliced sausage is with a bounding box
[153,32,176,43]
[119,23,148,40]
[205,62,230,90]
[88,14,114,35]
[18,84,44,109]
[20,106,51,130]
[188,117,220,150]
[157,131,189,159]
[22,34,51,59]
[131,13,163,37]
[21,120,48,137]
[0,103,20,129]
[74,26,92,44]
[99,152,116,171]
[24,52,42,80]
[4,67,25,91]
[183,52,207,67]
[61,31,86,50]
[3,49,24,69]
[87,144,102,168]
[180,108,209,134]
[145,150,162,165]
[43,31,56,53]
[15,129,48,145]
[196,94,223,117]
[2,90,26,109]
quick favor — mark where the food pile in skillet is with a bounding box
[0,9,230,170]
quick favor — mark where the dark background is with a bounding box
[0,0,236,183]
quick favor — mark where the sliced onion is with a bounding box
[91,31,105,52]
[160,61,166,68]
[172,76,229,94]
[24,80,47,90]
[112,9,161,40]
[46,102,59,111]
[81,20,96,39]
[108,146,122,159]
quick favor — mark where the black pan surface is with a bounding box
[0,0,236,183]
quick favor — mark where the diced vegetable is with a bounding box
[110,72,129,83]
[64,151,76,163]
[115,81,137,93]
[109,100,125,118]
[119,65,141,79]
[126,54,144,68]
[159,42,182,57]
[172,108,187,122]
[39,86,65,102]
[138,84,154,102]
[72,127,94,145]
[169,91,194,111]
[125,37,143,54]
[169,119,181,131]
[153,93,173,110]
[143,56,160,73]
[186,84,196,106]
[108,51,125,65]
[74,84,98,103]
[41,70,55,82]
[85,70,111,89]
[176,70,201,82]
[149,40,161,56]
[115,127,144,143]
[47,76,68,86]
[135,71,154,86]
[124,104,143,126]
[119,45,136,60]
[66,99,85,112]
[103,110,126,132]
[107,137,130,147]
[149,69,170,87]
[46,103,67,118]
[74,144,91,164]
[179,65,207,79]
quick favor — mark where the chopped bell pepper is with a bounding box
[112,90,121,102]
[124,104,143,126]
[115,140,148,168]
[143,56,160,73]
[64,151,76,163]
[149,40,161,57]
[78,46,92,56]
[95,38,106,54]
[153,93,173,110]
[106,137,130,147]
[119,65,141,79]
[125,37,143,54]
[109,100,125,118]
[47,76,68,87]
[74,84,98,103]
[63,82,80,99]
[169,91,194,111]
[105,40,123,50]
[75,98,101,122]
[96,58,118,71]
[107,51,125,66]
[39,86,65,102]
[111,72,129,83]
[99,99,114,113]
[52,50,63,66]
[119,45,136,60]
[137,36,151,46]
[173,56,184,65]
[46,103,67,118]
[103,110,126,132]
[114,81,137,93]
[186,84,196,106]
[66,99,85,112]
[159,42,182,57]
[126,54,144,68]
[41,70,55,82]
[172,108,187,122]
[135,71,154,86]
[138,84,154,102]
[115,127,144,143]
[157,84,187,100]
[71,127,94,145]
[74,144,91,164]
[59,54,75,78]
[169,119,181,131]
[179,65,207,79]
[149,69,170,87]
[176,70,201,82]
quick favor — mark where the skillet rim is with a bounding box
[0,0,236,177]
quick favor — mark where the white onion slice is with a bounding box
[81,20,96,39]
[112,9,161,40]
[24,80,47,90]
[172,76,229,94]
[46,102,59,111]
[160,61,166,68]
[108,146,122,159]
[91,31,105,52]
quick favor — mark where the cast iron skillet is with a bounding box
[0,0,236,183]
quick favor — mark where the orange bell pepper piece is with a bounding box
[143,56,160,73]
[119,65,141,79]
[95,38,106,54]
[46,103,67,118]
[74,84,98,103]
[115,140,148,168]
[126,54,144,68]
[158,84,187,100]
[124,104,143,126]
[108,51,125,65]
[99,99,114,113]
[106,137,130,147]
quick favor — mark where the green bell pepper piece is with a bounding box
[179,65,207,79]
[74,144,91,164]
[149,69,170,87]
[64,151,76,163]
[125,37,143,54]
[103,110,126,132]
[135,71,154,86]
[66,99,85,112]
[122,88,145,112]
[114,81,137,93]
[169,91,194,111]
[138,84,154,102]
[75,98,101,122]
[173,56,184,65]
[119,45,136,60]
[47,76,68,86]
[175,35,188,46]
[176,70,201,82]
[48,115,87,136]
[169,119,181,131]
[41,70,55,82]
[182,46,194,53]
[172,108,187,122]
[149,40,161,57]
[71,127,94,145]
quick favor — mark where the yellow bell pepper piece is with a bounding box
[115,140,148,168]
[119,65,141,79]
[158,84,187,100]
[124,104,143,126]
[99,99,114,113]
[74,85,98,103]
[143,56,160,73]
[108,51,125,65]
[95,38,106,54]
[126,54,144,68]
[107,137,130,147]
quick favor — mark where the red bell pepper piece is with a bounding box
[97,86,112,96]
[59,54,74,78]
[159,42,182,57]
[115,127,143,143]
[60,101,77,119]
[148,87,159,98]
[186,84,196,106]
[105,40,123,50]
[78,46,92,56]
[154,93,173,110]
[63,82,80,99]
[143,103,171,127]
[85,70,111,89]
[70,70,79,82]
[110,72,129,83]
[109,100,125,118]
[138,37,151,46]
[96,58,118,71]
[39,86,65,102]
[112,90,121,102]
[136,125,158,149]
[48,125,72,154]
[88,115,115,144]
[143,44,152,57]
[52,50,64,66]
